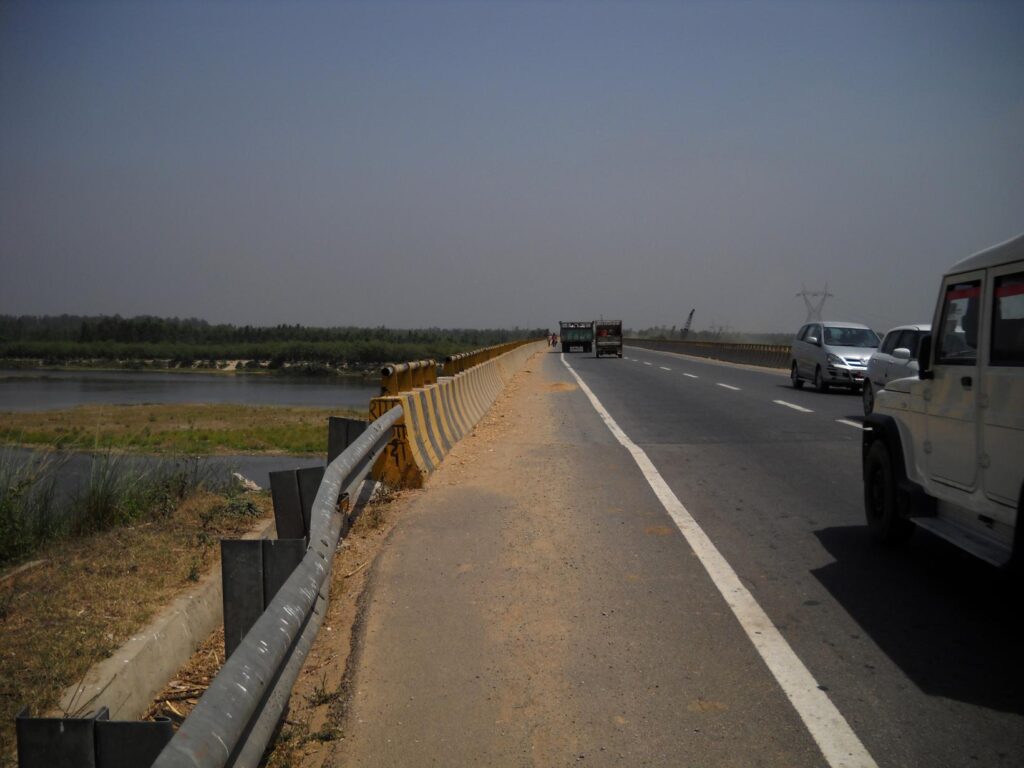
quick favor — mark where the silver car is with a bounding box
[790,321,880,392]
[861,323,930,415]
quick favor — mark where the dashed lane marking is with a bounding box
[660,366,672,371]
[644,362,653,366]
[716,383,741,391]
[561,353,878,768]
[837,419,865,430]
[683,373,699,379]
[773,400,814,413]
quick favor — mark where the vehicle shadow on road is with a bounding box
[811,525,1024,715]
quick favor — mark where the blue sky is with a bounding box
[1,0,1022,332]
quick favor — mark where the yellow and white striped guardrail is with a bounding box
[369,339,544,487]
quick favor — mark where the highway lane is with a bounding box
[564,345,1024,768]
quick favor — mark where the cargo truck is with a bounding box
[595,320,623,358]
[560,321,594,353]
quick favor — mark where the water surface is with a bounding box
[0,369,377,412]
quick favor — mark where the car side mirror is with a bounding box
[918,334,933,379]
[806,335,819,345]
[892,348,912,361]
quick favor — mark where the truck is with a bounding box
[559,321,594,353]
[594,320,623,358]
[863,233,1023,568]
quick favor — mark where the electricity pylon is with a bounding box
[797,284,833,323]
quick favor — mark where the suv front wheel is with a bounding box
[862,381,875,415]
[864,440,914,544]
[814,366,829,393]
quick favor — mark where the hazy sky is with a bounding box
[1,1,1022,333]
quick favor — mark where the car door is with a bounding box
[801,323,821,377]
[926,273,983,490]
[874,330,899,384]
[886,329,919,384]
[982,264,1024,514]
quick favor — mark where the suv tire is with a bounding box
[790,362,803,389]
[814,366,829,393]
[862,381,875,416]
[864,440,914,544]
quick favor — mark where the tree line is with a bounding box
[0,315,546,368]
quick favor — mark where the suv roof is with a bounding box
[884,323,930,333]
[948,232,1024,274]
[815,321,873,329]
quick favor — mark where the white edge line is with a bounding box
[716,383,741,391]
[773,400,814,413]
[560,353,877,768]
[837,419,866,430]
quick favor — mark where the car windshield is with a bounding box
[824,326,879,348]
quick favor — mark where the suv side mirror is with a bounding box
[806,335,819,346]
[892,348,912,361]
[918,334,933,379]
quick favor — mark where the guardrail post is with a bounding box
[221,538,308,658]
[270,467,325,540]
[95,717,175,768]
[16,706,174,768]
[328,417,368,464]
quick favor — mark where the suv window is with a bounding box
[824,326,879,347]
[936,280,981,365]
[894,329,920,357]
[796,325,810,341]
[880,331,901,354]
[992,271,1024,366]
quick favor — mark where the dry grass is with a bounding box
[0,490,273,765]
[0,404,366,456]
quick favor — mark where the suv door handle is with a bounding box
[961,376,973,388]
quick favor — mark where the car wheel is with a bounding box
[864,441,914,544]
[814,366,829,392]
[790,362,803,389]
[862,381,875,415]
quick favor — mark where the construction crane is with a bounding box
[680,309,695,339]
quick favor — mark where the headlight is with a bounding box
[826,353,843,365]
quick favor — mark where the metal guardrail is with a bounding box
[625,338,790,369]
[149,404,403,768]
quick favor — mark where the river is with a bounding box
[0,369,378,412]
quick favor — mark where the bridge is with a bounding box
[14,340,1023,767]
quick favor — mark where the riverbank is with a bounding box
[0,403,365,455]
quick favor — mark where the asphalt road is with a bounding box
[563,344,1024,767]
[335,348,1023,768]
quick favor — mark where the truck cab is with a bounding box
[863,233,1024,567]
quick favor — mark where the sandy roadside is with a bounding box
[265,347,574,766]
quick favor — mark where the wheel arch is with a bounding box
[863,413,933,518]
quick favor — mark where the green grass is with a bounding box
[0,403,365,455]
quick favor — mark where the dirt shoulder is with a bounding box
[265,349,579,766]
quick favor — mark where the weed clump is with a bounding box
[0,451,235,566]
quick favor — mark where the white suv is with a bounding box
[862,323,931,415]
[863,233,1024,567]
